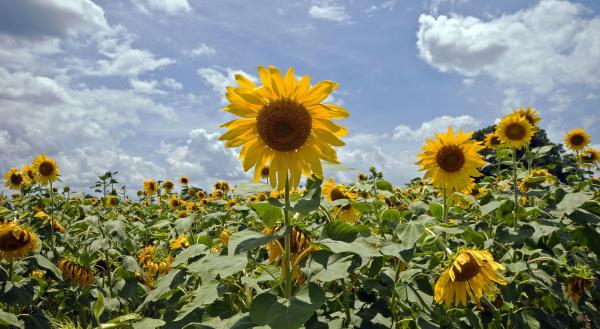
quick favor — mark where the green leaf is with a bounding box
[480,199,507,216]
[172,244,208,267]
[94,292,105,321]
[321,220,358,242]
[428,202,443,220]
[556,191,593,215]
[317,238,380,258]
[290,177,322,215]
[175,280,220,321]
[395,221,425,250]
[234,181,274,195]
[0,311,23,328]
[312,255,355,282]
[381,208,403,223]
[375,180,394,192]
[131,318,165,329]
[137,269,186,311]
[228,230,282,256]
[249,203,283,228]
[188,254,248,280]
[32,254,63,279]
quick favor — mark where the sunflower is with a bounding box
[565,264,594,304]
[226,199,238,209]
[519,168,556,192]
[260,166,270,179]
[4,168,25,190]
[513,106,540,131]
[196,190,206,199]
[434,248,506,307]
[219,65,349,190]
[170,235,190,251]
[321,178,361,223]
[0,222,39,261]
[137,245,173,276]
[258,192,267,201]
[214,180,230,193]
[211,190,224,199]
[263,225,316,284]
[564,128,591,151]
[58,258,94,287]
[357,173,368,181]
[495,114,534,150]
[34,211,65,233]
[470,185,487,199]
[32,153,60,185]
[416,127,485,193]
[21,164,36,184]
[220,230,230,247]
[484,132,503,149]
[579,147,600,167]
[106,195,119,208]
[143,179,158,196]
[168,196,182,209]
[163,180,175,193]
[180,176,189,186]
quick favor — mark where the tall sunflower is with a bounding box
[32,153,60,185]
[578,147,600,167]
[180,176,189,186]
[163,180,175,193]
[143,179,158,196]
[564,128,591,151]
[321,178,361,223]
[219,66,349,190]
[495,113,534,149]
[513,106,540,131]
[4,168,25,190]
[0,222,39,261]
[484,132,503,149]
[434,248,506,307]
[416,127,485,193]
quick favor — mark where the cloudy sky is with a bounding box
[1,0,599,194]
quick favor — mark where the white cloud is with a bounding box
[393,115,480,140]
[186,43,216,57]
[131,0,192,15]
[417,0,600,94]
[309,2,351,23]
[366,0,397,14]
[162,78,183,90]
[197,67,258,103]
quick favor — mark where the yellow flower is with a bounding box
[106,195,120,208]
[170,235,190,251]
[58,258,94,287]
[219,65,349,190]
[4,167,25,190]
[357,173,368,181]
[196,190,206,199]
[564,128,591,151]
[416,127,485,193]
[434,248,506,307]
[32,153,60,185]
[163,180,175,193]
[579,147,600,167]
[260,166,270,179]
[484,132,503,149]
[143,179,158,196]
[321,178,361,223]
[519,168,555,192]
[495,113,534,149]
[31,270,44,279]
[180,176,189,186]
[168,196,182,209]
[0,222,39,261]
[21,164,36,184]
[513,106,540,131]
[220,230,230,246]
[263,225,315,284]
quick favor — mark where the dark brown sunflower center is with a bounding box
[39,162,54,176]
[330,188,347,201]
[570,134,585,146]
[261,167,270,177]
[110,198,119,205]
[10,174,23,185]
[436,145,465,172]
[452,255,481,282]
[0,229,29,251]
[149,183,155,191]
[471,188,479,195]
[256,98,312,152]
[165,182,173,189]
[172,200,179,207]
[490,136,501,145]
[505,123,526,140]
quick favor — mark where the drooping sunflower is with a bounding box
[170,235,190,251]
[519,168,556,192]
[0,222,39,261]
[495,113,534,150]
[263,225,316,284]
[484,132,503,149]
[321,178,361,223]
[180,176,189,186]
[163,180,175,193]
[565,264,594,304]
[143,179,158,196]
[564,128,591,151]
[106,195,120,208]
[434,248,506,307]
[32,153,60,185]
[4,168,25,190]
[513,106,541,131]
[58,258,94,287]
[219,65,349,190]
[579,147,600,167]
[416,127,485,193]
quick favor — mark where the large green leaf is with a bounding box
[175,279,220,321]
[32,254,63,279]
[556,191,593,215]
[228,230,282,256]
[188,254,248,280]
[0,311,23,329]
[172,244,208,267]
[249,203,283,228]
[321,220,358,242]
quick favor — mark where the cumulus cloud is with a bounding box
[417,0,600,94]
[186,43,216,57]
[131,0,192,15]
[393,115,480,140]
[365,0,397,14]
[309,1,351,23]
[197,67,258,103]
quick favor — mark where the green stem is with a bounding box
[342,279,351,327]
[49,181,56,252]
[283,177,292,299]
[512,148,519,229]
[442,188,448,223]
[8,260,13,281]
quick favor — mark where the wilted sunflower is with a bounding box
[564,128,591,151]
[263,225,316,284]
[58,258,94,287]
[519,168,555,192]
[21,164,36,184]
[495,113,534,150]
[180,176,189,186]
[565,264,594,304]
[170,235,190,251]
[434,248,506,307]
[163,180,175,193]
[219,65,349,190]
[416,127,485,193]
[34,211,65,233]
[513,106,540,131]
[4,168,25,190]
[484,132,503,149]
[579,147,600,167]
[32,153,60,185]
[321,178,361,223]
[214,180,230,193]
[143,179,158,196]
[106,195,119,208]
[0,222,39,261]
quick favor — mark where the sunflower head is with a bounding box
[578,147,600,167]
[416,127,485,193]
[196,190,206,199]
[258,192,267,201]
[32,153,60,185]
[496,114,534,149]
[21,164,36,184]
[180,176,189,186]
[0,222,39,261]
[219,66,349,190]
[163,180,175,192]
[357,173,368,181]
[169,196,181,209]
[484,132,503,149]
[216,181,230,193]
[220,230,230,246]
[513,106,540,131]
[565,264,594,304]
[58,257,94,287]
[260,166,270,178]
[143,179,158,196]
[434,248,506,307]
[263,225,315,283]
[4,168,25,190]
[170,235,190,251]
[106,195,119,208]
[564,128,591,151]
[321,178,361,223]
[177,210,188,218]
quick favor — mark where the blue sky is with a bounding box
[1,0,599,194]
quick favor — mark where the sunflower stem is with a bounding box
[512,147,519,229]
[442,188,448,223]
[49,181,56,252]
[8,260,13,281]
[283,177,292,299]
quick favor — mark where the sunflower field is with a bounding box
[1,67,600,329]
